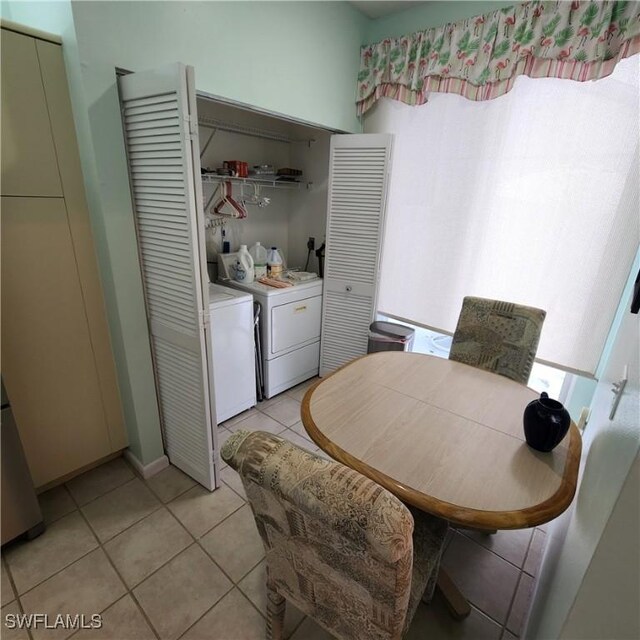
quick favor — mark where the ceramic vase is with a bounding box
[523,392,571,452]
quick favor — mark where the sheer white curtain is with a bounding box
[364,56,639,376]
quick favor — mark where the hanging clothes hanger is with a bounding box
[213,181,247,218]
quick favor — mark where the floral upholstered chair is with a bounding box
[449,296,546,384]
[221,430,448,640]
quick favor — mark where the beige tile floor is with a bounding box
[2,378,547,640]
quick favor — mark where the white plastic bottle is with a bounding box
[235,244,254,283]
[249,242,268,279]
[267,247,283,278]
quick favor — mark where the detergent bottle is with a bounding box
[267,247,283,278]
[249,242,268,279]
[235,245,254,283]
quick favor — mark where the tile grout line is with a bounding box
[521,529,546,578]
[36,485,75,527]
[2,556,34,640]
[456,527,537,574]
[226,563,307,640]
[219,476,248,502]
[444,535,533,633]
[502,569,527,638]
[106,478,255,637]
[158,483,268,640]
[65,476,163,640]
[64,461,137,510]
[147,481,196,505]
[8,482,162,640]
[151,499,255,638]
[224,396,302,433]
[159,450,299,638]
[92,478,247,589]
[65,593,138,640]
[11,537,101,601]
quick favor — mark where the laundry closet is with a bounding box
[196,96,331,407]
[119,63,391,490]
[196,96,332,281]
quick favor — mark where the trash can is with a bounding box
[367,321,415,353]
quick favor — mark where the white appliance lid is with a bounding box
[217,277,323,298]
[208,283,253,306]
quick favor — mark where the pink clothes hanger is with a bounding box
[214,181,247,218]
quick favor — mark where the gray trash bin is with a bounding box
[367,321,415,353]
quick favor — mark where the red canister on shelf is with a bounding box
[225,160,249,178]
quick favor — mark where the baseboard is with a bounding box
[124,449,169,479]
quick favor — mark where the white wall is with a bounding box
[289,134,331,271]
[526,276,640,639]
[560,454,639,639]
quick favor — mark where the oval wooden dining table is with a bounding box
[301,351,582,618]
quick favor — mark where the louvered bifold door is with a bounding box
[119,64,218,490]
[320,134,393,376]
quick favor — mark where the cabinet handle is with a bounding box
[345,285,352,292]
[294,306,307,313]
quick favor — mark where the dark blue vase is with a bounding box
[523,392,571,452]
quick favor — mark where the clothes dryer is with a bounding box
[217,255,322,398]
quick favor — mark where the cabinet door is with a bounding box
[0,29,62,197]
[319,134,393,375]
[119,63,218,490]
[36,38,127,451]
[1,197,112,487]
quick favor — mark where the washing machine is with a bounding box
[208,283,256,422]
[217,254,323,399]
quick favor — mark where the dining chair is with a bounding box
[449,296,546,384]
[222,430,448,640]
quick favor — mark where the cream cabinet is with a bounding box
[1,25,127,489]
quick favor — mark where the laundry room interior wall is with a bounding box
[289,135,331,272]
[198,107,292,272]
[197,97,332,277]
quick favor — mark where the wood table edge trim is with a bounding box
[301,363,582,531]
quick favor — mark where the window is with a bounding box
[365,56,639,376]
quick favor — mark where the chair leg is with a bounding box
[436,569,471,620]
[422,566,438,604]
[266,580,286,640]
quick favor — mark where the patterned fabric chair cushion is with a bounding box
[449,296,546,384]
[221,430,447,640]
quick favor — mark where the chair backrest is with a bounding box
[221,430,415,640]
[449,296,546,384]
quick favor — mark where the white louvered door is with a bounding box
[119,64,218,490]
[320,134,393,376]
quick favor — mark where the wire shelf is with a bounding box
[201,174,311,190]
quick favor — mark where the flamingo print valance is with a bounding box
[356,0,640,115]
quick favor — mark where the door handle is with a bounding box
[609,365,628,420]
